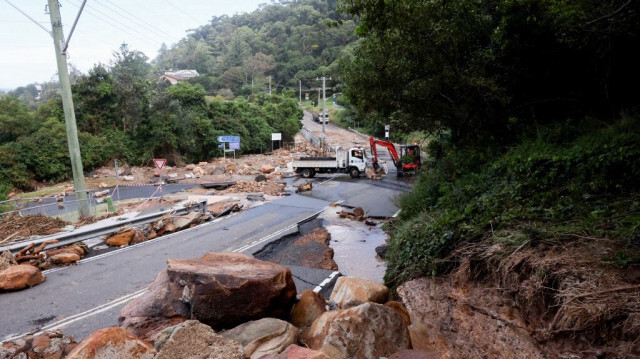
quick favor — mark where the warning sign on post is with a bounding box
[153,158,167,171]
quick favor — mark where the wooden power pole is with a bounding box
[47,0,90,217]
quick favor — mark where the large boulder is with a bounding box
[119,270,190,340]
[65,327,156,359]
[154,320,243,359]
[329,276,389,309]
[120,252,297,339]
[397,277,545,358]
[302,302,410,359]
[257,344,330,359]
[261,164,275,174]
[220,318,298,359]
[290,290,327,328]
[0,264,45,291]
[106,229,138,246]
[167,252,297,327]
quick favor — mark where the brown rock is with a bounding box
[31,333,51,351]
[154,320,243,359]
[302,302,411,359]
[261,164,275,174]
[389,349,444,359]
[257,344,330,359]
[49,252,81,265]
[120,253,297,338]
[119,270,190,340]
[106,229,137,246]
[329,276,389,309]
[353,207,365,218]
[167,252,297,328]
[0,250,17,271]
[386,301,411,326]
[221,318,298,359]
[397,278,545,358]
[290,290,327,328]
[186,164,196,170]
[0,264,46,291]
[65,327,155,359]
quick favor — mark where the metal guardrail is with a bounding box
[300,127,321,147]
[1,199,207,254]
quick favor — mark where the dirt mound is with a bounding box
[222,181,285,196]
[445,236,640,358]
[0,213,69,245]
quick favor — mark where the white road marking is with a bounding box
[313,271,340,293]
[392,209,401,218]
[3,209,325,343]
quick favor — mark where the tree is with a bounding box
[0,96,38,144]
[110,43,151,131]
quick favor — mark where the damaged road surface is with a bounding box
[0,194,329,343]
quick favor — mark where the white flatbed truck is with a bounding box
[292,147,367,178]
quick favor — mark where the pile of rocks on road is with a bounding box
[1,252,438,359]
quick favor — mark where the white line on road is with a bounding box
[4,209,324,344]
[2,288,146,343]
[313,271,340,293]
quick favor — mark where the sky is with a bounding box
[0,0,266,90]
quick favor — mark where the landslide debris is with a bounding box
[0,213,69,245]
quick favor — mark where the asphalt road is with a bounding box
[17,184,197,217]
[0,194,330,342]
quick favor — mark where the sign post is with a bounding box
[271,133,281,152]
[153,158,167,185]
[384,125,390,140]
[218,136,240,160]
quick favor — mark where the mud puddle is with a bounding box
[321,207,387,283]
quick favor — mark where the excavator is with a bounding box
[369,137,421,176]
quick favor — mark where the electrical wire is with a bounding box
[91,0,178,44]
[164,0,202,24]
[100,0,181,44]
[60,0,166,48]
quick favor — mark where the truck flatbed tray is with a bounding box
[299,157,336,161]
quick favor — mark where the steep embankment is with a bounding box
[386,118,640,357]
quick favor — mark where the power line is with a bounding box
[61,0,167,48]
[164,0,202,24]
[3,0,51,36]
[101,0,181,44]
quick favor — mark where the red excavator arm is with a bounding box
[370,137,401,169]
[369,137,421,173]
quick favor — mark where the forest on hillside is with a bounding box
[1,0,356,196]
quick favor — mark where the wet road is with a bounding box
[0,194,329,342]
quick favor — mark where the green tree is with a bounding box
[110,43,151,132]
[0,96,38,144]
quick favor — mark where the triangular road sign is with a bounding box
[153,158,167,171]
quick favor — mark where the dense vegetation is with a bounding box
[336,0,640,283]
[154,0,357,96]
[0,43,302,197]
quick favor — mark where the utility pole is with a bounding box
[298,79,302,104]
[268,76,272,95]
[47,0,90,217]
[316,76,332,150]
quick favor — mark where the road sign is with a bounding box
[218,144,225,148]
[228,142,240,150]
[217,136,240,143]
[153,158,167,171]
[271,133,281,141]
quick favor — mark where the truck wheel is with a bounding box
[301,168,313,178]
[349,167,360,178]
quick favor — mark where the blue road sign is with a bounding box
[217,136,240,143]
[228,142,240,150]
[218,144,225,148]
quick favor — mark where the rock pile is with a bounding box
[0,330,77,358]
[105,211,211,247]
